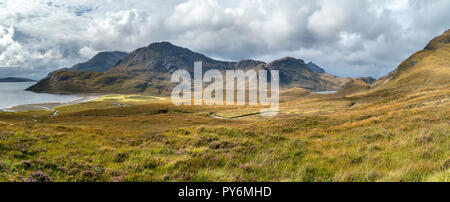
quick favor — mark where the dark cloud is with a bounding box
[0,0,449,79]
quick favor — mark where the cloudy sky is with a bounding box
[0,0,449,79]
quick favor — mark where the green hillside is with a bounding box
[373,29,450,90]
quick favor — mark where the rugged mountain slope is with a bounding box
[306,62,326,73]
[264,57,348,90]
[0,77,35,82]
[70,51,128,72]
[110,42,236,74]
[28,42,351,94]
[373,29,450,89]
[25,71,142,94]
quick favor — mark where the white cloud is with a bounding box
[339,32,362,47]
[86,9,155,51]
[79,46,98,59]
[0,25,61,68]
[307,0,354,38]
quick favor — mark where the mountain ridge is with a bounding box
[70,51,128,72]
[306,62,326,73]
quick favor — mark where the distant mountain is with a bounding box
[337,78,371,95]
[27,42,352,94]
[373,29,450,89]
[70,51,128,72]
[306,62,326,73]
[357,77,376,85]
[0,77,35,82]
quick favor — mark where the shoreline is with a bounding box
[0,94,104,112]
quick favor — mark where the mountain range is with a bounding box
[27,42,356,94]
[0,77,36,82]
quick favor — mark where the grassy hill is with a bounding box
[1,79,448,182]
[25,71,165,95]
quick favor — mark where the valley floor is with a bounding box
[0,87,448,182]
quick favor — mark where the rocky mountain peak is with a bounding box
[70,51,128,72]
[424,29,450,50]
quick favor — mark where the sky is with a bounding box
[0,0,449,80]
